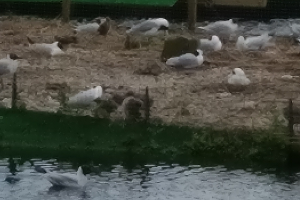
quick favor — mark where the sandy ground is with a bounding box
[1,16,300,129]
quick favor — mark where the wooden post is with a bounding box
[11,73,17,109]
[288,99,294,136]
[145,86,150,123]
[188,0,197,31]
[62,0,71,23]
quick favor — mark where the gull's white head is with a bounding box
[156,18,169,28]
[156,18,169,36]
[232,68,246,76]
[94,86,103,99]
[211,35,219,42]
[212,35,222,50]
[236,36,245,50]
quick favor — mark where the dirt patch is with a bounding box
[1,16,300,129]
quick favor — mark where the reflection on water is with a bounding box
[0,158,300,200]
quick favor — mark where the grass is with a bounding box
[0,107,299,171]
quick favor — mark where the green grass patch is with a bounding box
[0,107,299,170]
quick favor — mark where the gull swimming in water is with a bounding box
[0,53,22,89]
[67,86,103,108]
[228,68,250,86]
[126,18,169,37]
[27,36,64,57]
[166,50,204,69]
[199,35,222,53]
[236,33,273,51]
[197,19,238,40]
[45,166,88,188]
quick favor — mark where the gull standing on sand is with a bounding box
[166,50,204,69]
[67,86,103,108]
[126,18,169,37]
[228,68,250,86]
[197,19,238,40]
[44,166,88,188]
[73,19,101,34]
[199,35,222,53]
[0,53,22,90]
[236,33,273,51]
[98,17,111,36]
[27,36,64,57]
[289,22,300,39]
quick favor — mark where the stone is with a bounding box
[180,107,190,116]
[54,35,78,45]
[134,60,164,76]
[0,30,14,36]
[124,35,141,50]
[160,36,199,62]
[217,92,232,98]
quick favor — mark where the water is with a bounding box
[1,158,300,200]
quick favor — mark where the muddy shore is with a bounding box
[1,16,300,129]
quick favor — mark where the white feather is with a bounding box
[290,23,300,37]
[228,68,250,86]
[74,22,100,34]
[199,35,222,52]
[166,50,203,69]
[0,55,19,76]
[198,19,238,39]
[29,42,64,56]
[67,86,103,108]
[126,18,169,36]
[45,166,88,188]
[236,33,272,51]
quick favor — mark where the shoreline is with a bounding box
[1,107,299,169]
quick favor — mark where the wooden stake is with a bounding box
[188,0,197,31]
[62,0,71,23]
[145,86,150,122]
[288,99,294,136]
[11,73,17,109]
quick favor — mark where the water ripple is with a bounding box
[0,158,300,200]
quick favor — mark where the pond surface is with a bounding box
[1,158,300,200]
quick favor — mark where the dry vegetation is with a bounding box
[1,16,300,129]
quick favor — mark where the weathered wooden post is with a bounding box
[288,99,294,136]
[188,0,197,31]
[62,0,71,23]
[145,86,150,123]
[11,73,17,109]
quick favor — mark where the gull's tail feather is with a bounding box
[166,57,178,67]
[197,26,207,30]
[77,166,88,187]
